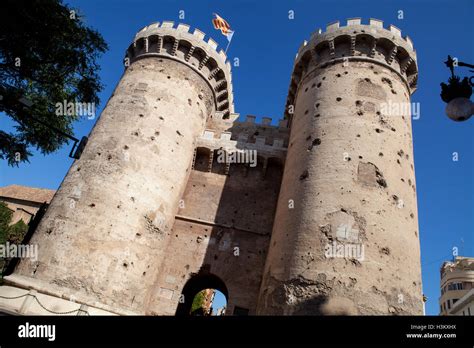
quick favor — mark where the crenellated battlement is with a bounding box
[195,115,289,163]
[0,16,424,317]
[295,18,416,59]
[125,21,234,118]
[237,115,289,129]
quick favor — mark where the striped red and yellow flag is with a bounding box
[212,13,232,35]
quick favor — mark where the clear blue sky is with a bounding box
[0,0,473,315]
[212,290,226,315]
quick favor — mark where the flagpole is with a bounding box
[224,32,234,55]
[224,40,231,55]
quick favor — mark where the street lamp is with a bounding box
[440,55,473,122]
[19,96,88,160]
[0,83,88,160]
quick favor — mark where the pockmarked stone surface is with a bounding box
[257,18,421,315]
[0,19,423,316]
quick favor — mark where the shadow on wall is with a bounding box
[172,130,285,315]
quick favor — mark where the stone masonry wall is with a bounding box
[11,56,215,314]
[147,157,283,315]
[257,19,423,315]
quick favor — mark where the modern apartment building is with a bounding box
[439,257,474,315]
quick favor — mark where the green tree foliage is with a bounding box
[191,290,206,314]
[6,220,28,244]
[0,201,28,244]
[0,0,108,165]
[0,202,13,244]
[0,202,29,277]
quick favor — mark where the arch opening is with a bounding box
[175,272,229,316]
[194,147,212,172]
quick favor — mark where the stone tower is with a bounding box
[0,19,424,316]
[256,18,422,315]
[4,22,234,314]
